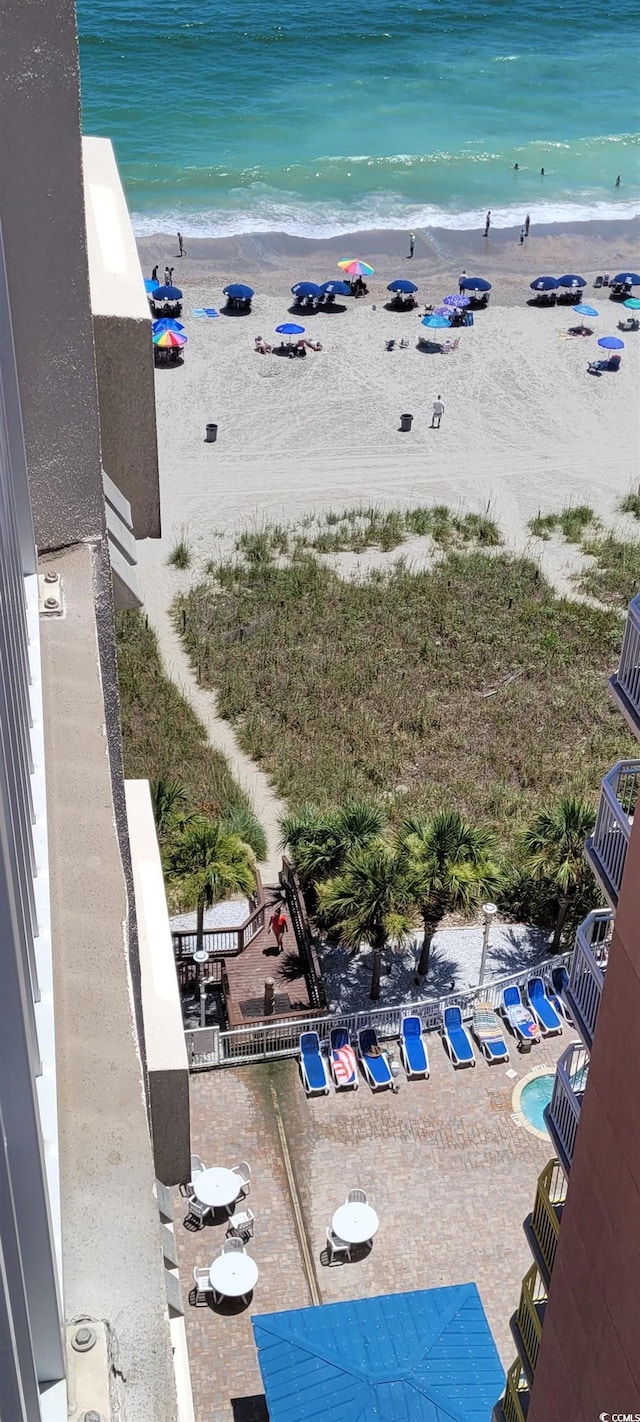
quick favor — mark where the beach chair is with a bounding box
[527,977,563,1037]
[399,1016,429,1078]
[357,1028,393,1091]
[299,1032,330,1097]
[471,1002,509,1064]
[329,1027,358,1090]
[549,965,573,1025]
[500,985,540,1052]
[593,275,603,288]
[441,1006,476,1068]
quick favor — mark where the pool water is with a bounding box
[519,1074,555,1134]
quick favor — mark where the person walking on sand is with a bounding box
[483,210,491,237]
[151,264,158,282]
[519,227,525,245]
[431,395,444,429]
[524,213,530,237]
[164,265,171,285]
[177,231,185,256]
[540,167,545,177]
[408,231,415,258]
[269,905,288,954]
[458,269,467,294]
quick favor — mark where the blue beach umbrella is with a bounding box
[461,276,491,292]
[276,322,305,337]
[442,294,470,307]
[557,274,586,288]
[530,276,558,291]
[152,317,185,333]
[320,280,351,296]
[597,335,624,350]
[421,313,451,329]
[387,278,418,293]
[223,283,254,299]
[292,281,321,299]
[574,305,598,318]
[613,273,640,285]
[145,278,159,293]
[624,297,640,309]
[153,284,183,300]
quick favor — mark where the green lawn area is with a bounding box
[175,546,633,847]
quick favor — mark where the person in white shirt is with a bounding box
[431,396,445,429]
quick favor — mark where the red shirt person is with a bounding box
[269,908,288,954]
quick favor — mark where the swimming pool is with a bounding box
[518,1073,554,1135]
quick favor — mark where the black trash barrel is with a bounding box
[400,412,413,432]
[205,423,218,443]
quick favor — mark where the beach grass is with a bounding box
[167,529,192,569]
[115,609,267,858]
[576,534,640,606]
[174,547,631,846]
[232,503,502,560]
[620,493,640,521]
[528,505,597,542]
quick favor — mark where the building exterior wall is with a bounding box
[93,314,161,538]
[528,818,640,1418]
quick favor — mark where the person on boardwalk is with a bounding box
[524,213,530,237]
[431,395,444,429]
[177,231,185,256]
[483,210,491,237]
[151,264,158,282]
[269,905,288,954]
[408,231,415,258]
[458,269,467,294]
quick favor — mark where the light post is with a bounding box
[193,946,209,1027]
[478,903,498,987]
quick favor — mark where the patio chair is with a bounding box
[329,1027,358,1090]
[550,965,573,1025]
[227,1207,255,1242]
[186,1197,212,1229]
[471,1002,509,1064]
[441,1005,476,1068]
[299,1031,330,1096]
[193,1266,215,1304]
[500,985,540,1052]
[527,977,563,1037]
[326,1227,351,1265]
[179,1152,206,1197]
[231,1161,251,1200]
[222,1236,246,1254]
[594,275,603,288]
[399,1015,430,1078]
[347,1188,368,1204]
[357,1028,393,1091]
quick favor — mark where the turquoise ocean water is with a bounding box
[77,0,640,237]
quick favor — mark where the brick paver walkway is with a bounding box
[176,1032,568,1421]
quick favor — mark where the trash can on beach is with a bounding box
[205,422,218,443]
[400,413,413,432]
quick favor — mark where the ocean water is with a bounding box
[77,0,640,237]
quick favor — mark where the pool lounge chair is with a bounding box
[399,1015,429,1078]
[549,965,573,1025]
[357,1028,393,1091]
[500,986,541,1052]
[329,1027,358,1090]
[299,1032,330,1097]
[471,1003,509,1064]
[441,1005,476,1068]
[527,976,563,1037]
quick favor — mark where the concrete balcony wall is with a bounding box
[83,137,160,541]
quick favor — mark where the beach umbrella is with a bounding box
[291,281,321,299]
[320,280,351,296]
[421,313,451,329]
[572,303,599,333]
[223,282,254,299]
[597,335,624,350]
[145,278,159,293]
[613,273,640,285]
[442,294,470,307]
[387,279,418,294]
[530,276,558,291]
[337,259,374,277]
[557,274,586,288]
[461,276,491,292]
[275,322,305,343]
[153,284,183,300]
[624,297,640,309]
[152,317,185,333]
[152,329,187,347]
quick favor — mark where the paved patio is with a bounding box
[174,1030,568,1421]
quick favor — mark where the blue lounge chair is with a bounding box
[357,1028,393,1091]
[550,965,573,1025]
[399,1016,429,1078]
[471,1003,509,1064]
[500,985,540,1052]
[299,1032,330,1097]
[442,1006,476,1068]
[329,1027,358,1090]
[527,977,563,1037]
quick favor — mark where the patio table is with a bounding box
[209,1252,259,1300]
[193,1167,241,1209]
[331,1202,379,1246]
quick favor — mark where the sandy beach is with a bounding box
[136,219,640,611]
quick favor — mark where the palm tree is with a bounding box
[316,842,415,1001]
[399,810,501,979]
[164,817,256,956]
[520,796,596,951]
[280,800,386,888]
[151,777,190,839]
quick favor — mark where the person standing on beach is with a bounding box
[151,264,158,282]
[519,227,525,245]
[177,231,185,256]
[408,232,415,258]
[540,167,545,177]
[514,162,519,171]
[168,266,174,284]
[615,174,621,187]
[431,395,444,429]
[524,213,530,237]
[484,210,491,237]
[269,905,288,954]
[164,265,171,284]
[458,269,467,294]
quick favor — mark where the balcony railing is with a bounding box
[525,1157,567,1287]
[495,1360,530,1422]
[610,594,640,739]
[172,894,265,960]
[511,1264,547,1382]
[565,909,613,1049]
[545,1041,589,1174]
[585,760,640,908]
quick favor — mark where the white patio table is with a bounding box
[192,1167,241,1210]
[331,1202,379,1246]
[209,1252,259,1301]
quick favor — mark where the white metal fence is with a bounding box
[185,952,571,1069]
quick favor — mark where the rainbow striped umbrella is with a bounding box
[337,259,374,277]
[152,328,187,348]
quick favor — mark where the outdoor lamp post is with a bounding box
[193,946,209,1027]
[478,903,498,986]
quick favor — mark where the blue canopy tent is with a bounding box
[387,279,418,294]
[461,277,491,292]
[530,276,558,291]
[292,281,322,300]
[253,1286,505,1422]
